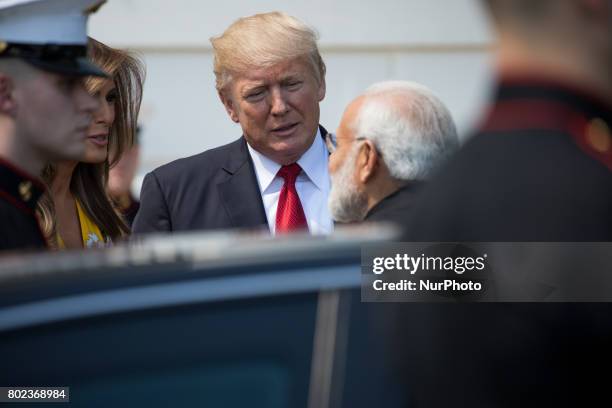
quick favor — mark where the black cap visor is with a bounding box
[25,56,108,78]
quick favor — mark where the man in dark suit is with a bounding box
[0,0,106,252]
[390,0,612,406]
[327,80,458,225]
[133,12,332,235]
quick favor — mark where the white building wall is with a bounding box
[89,0,496,182]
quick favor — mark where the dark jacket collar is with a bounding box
[0,157,46,215]
[494,74,612,124]
[482,75,612,171]
[365,182,423,222]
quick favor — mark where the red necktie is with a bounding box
[275,163,308,233]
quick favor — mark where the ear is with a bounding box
[317,76,326,102]
[0,74,16,116]
[218,90,239,123]
[357,140,378,184]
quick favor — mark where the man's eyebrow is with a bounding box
[240,82,266,93]
[281,78,299,84]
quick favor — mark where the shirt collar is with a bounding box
[247,142,281,194]
[247,127,329,193]
[296,127,329,191]
[0,157,46,214]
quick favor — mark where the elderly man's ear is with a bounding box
[356,140,378,184]
[218,90,239,123]
[0,75,17,116]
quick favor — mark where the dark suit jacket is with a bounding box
[132,137,267,233]
[132,126,328,233]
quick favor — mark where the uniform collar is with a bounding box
[494,74,612,123]
[0,157,46,214]
[365,182,423,220]
[482,74,612,171]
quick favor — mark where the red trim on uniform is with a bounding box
[0,190,49,249]
[0,157,46,190]
[483,99,612,171]
[498,73,612,113]
[0,158,49,248]
[483,100,585,134]
[0,188,34,215]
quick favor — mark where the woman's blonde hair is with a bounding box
[210,11,326,92]
[37,38,145,247]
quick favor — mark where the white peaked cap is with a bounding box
[0,0,106,45]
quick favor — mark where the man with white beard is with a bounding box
[327,81,459,224]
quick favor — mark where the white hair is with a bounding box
[351,80,459,181]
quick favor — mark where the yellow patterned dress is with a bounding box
[57,200,109,249]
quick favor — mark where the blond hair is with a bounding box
[210,11,326,92]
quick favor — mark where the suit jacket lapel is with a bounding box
[318,124,328,140]
[217,138,269,229]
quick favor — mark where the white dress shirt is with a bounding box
[247,129,334,235]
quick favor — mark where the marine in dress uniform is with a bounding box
[405,76,612,241]
[0,0,107,252]
[392,76,612,407]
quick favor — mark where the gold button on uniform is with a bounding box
[18,180,32,202]
[586,118,611,153]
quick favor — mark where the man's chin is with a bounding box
[270,143,309,165]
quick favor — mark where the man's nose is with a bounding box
[270,88,289,116]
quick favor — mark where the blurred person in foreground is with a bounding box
[405,0,612,241]
[37,38,144,249]
[107,126,142,227]
[327,80,458,225]
[391,0,612,407]
[0,0,106,252]
[133,12,332,235]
